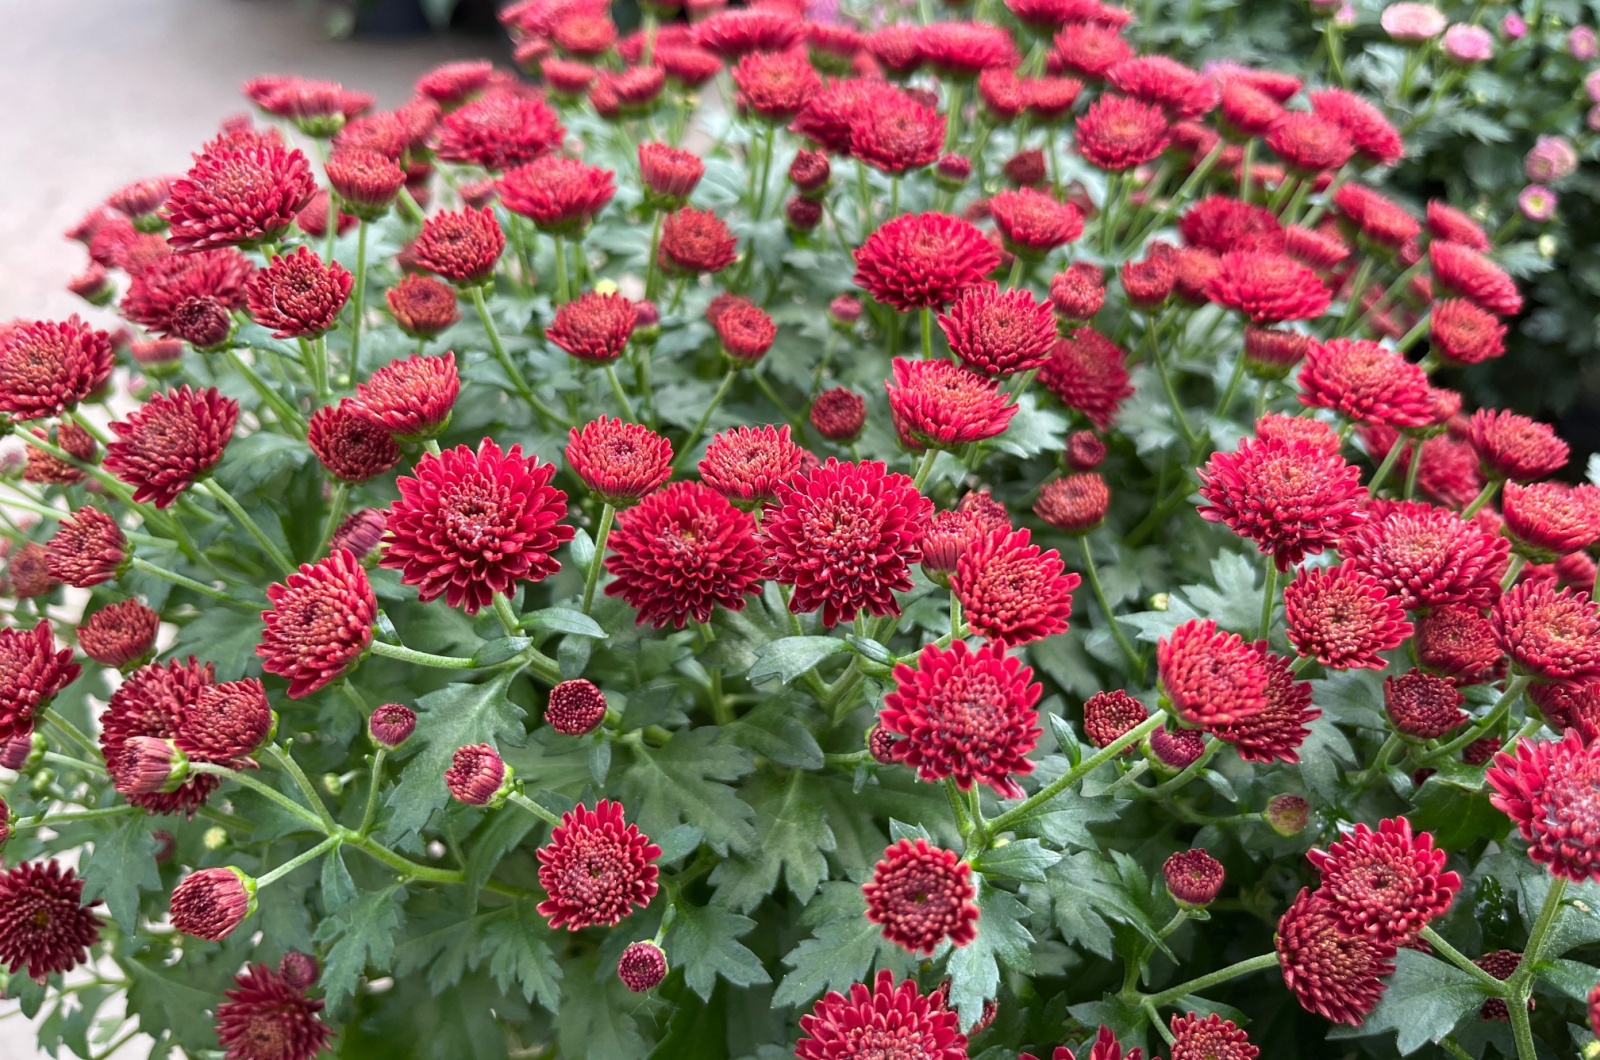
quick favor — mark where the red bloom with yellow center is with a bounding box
[258,550,377,698]
[1488,730,1600,882]
[863,838,979,955]
[952,527,1080,647]
[854,212,1000,312]
[1197,435,1367,571]
[1308,816,1461,943]
[1158,618,1270,729]
[536,799,660,930]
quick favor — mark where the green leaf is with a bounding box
[124,957,223,1052]
[482,901,563,1012]
[316,884,405,1008]
[992,393,1067,458]
[1411,772,1512,850]
[1179,551,1263,636]
[78,813,159,933]
[710,771,836,911]
[617,727,757,855]
[523,607,607,638]
[1009,787,1122,851]
[727,699,825,770]
[1047,851,1168,960]
[1327,949,1485,1055]
[384,675,525,840]
[1296,719,1356,807]
[557,956,656,1060]
[969,838,1062,882]
[169,605,263,682]
[946,880,1034,1028]
[472,636,532,667]
[668,903,772,1001]
[214,431,310,494]
[747,636,849,684]
[772,912,891,1009]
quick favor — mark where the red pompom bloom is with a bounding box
[1152,727,1205,770]
[165,141,316,251]
[99,658,219,816]
[605,480,764,627]
[1180,196,1285,255]
[176,679,273,764]
[1205,251,1331,323]
[796,970,967,1060]
[1331,185,1420,250]
[0,318,114,421]
[0,861,103,980]
[849,88,945,175]
[566,416,672,507]
[79,600,160,669]
[1084,689,1148,752]
[699,424,804,508]
[639,143,704,208]
[1169,1012,1258,1060]
[1431,298,1506,366]
[383,440,573,614]
[1283,223,1351,270]
[1467,409,1568,482]
[120,250,255,347]
[1492,580,1600,682]
[1430,240,1522,317]
[1107,55,1216,119]
[762,459,933,628]
[693,6,804,58]
[325,147,405,218]
[1298,338,1434,429]
[988,188,1085,257]
[885,357,1017,449]
[1256,411,1337,455]
[1503,481,1600,560]
[0,621,79,744]
[215,962,333,1060]
[1121,245,1177,308]
[915,21,1020,77]
[880,638,1041,798]
[434,89,564,170]
[1489,730,1600,882]
[658,206,738,274]
[499,156,616,236]
[1076,94,1171,171]
[386,274,460,338]
[47,507,126,589]
[1039,328,1134,430]
[1035,473,1111,534]
[1276,888,1397,1025]
[918,504,1008,580]
[731,49,821,124]
[258,550,376,698]
[548,291,637,364]
[368,702,416,749]
[952,527,1080,647]
[105,386,238,507]
[350,351,459,441]
[1384,668,1467,738]
[863,838,980,955]
[854,212,1000,312]
[1197,436,1367,571]
[23,423,96,486]
[8,542,57,600]
[1158,618,1270,729]
[1285,564,1412,670]
[1346,500,1511,611]
[536,800,660,930]
[545,679,607,736]
[616,940,668,992]
[811,388,867,442]
[411,207,504,285]
[713,301,777,363]
[1211,645,1318,762]
[1164,850,1225,908]
[1066,430,1108,470]
[1050,262,1107,321]
[1307,816,1461,944]
[1425,199,1489,250]
[1052,22,1135,80]
[1267,111,1354,172]
[1413,606,1500,685]
[446,743,512,806]
[307,400,402,484]
[1308,88,1404,166]
[170,866,255,941]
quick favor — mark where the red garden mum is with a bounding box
[1284,564,1412,669]
[1466,409,1569,482]
[762,459,933,628]
[1298,338,1435,429]
[47,507,127,588]
[1050,261,1107,321]
[0,317,115,420]
[104,386,238,507]
[1169,1013,1258,1060]
[0,621,79,743]
[1197,436,1367,571]
[411,206,505,285]
[1431,299,1505,366]
[693,6,804,58]
[499,155,616,235]
[548,290,637,363]
[1084,689,1148,752]
[853,212,1000,312]
[1075,94,1172,171]
[1307,88,1404,166]
[170,866,255,940]
[1052,22,1135,80]
[350,351,459,441]
[1431,240,1522,317]
[811,389,867,441]
[386,274,460,338]
[1502,482,1600,560]
[215,962,334,1060]
[863,838,980,955]
[1307,816,1461,943]
[246,246,353,339]
[1164,851,1225,908]
[659,206,738,275]
[1267,112,1353,172]
[915,21,1020,77]
[1035,473,1112,534]
[0,861,103,981]
[1158,618,1270,729]
[566,416,672,506]
[325,147,405,217]
[713,301,777,363]
[952,527,1080,646]
[382,440,573,614]
[1332,184,1420,249]
[1107,55,1216,119]
[849,88,946,175]
[536,799,660,929]
[733,50,823,125]
[434,89,565,170]
[1038,327,1134,429]
[307,401,402,483]
[165,140,317,251]
[639,143,705,206]
[885,357,1017,449]
[1211,644,1318,763]
[605,480,765,627]
[1416,604,1505,684]
[1344,500,1510,611]
[1276,888,1397,1025]
[1204,251,1331,323]
[699,424,805,508]
[99,657,220,815]
[919,499,1010,579]
[120,250,255,346]
[879,639,1042,797]
[175,678,273,765]
[795,970,967,1060]
[1384,668,1467,738]
[78,600,160,669]
[1179,196,1284,255]
[23,423,96,485]
[1491,580,1600,682]
[988,188,1085,257]
[1488,730,1600,882]
[258,550,376,698]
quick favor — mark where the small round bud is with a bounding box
[170,866,257,940]
[1149,728,1205,771]
[279,950,320,990]
[151,830,176,863]
[935,153,971,188]
[1083,690,1148,754]
[1034,473,1110,535]
[113,736,191,796]
[1003,148,1046,188]
[369,703,418,749]
[445,743,514,807]
[785,196,822,231]
[1384,669,1467,740]
[810,388,867,442]
[828,295,862,328]
[868,725,898,765]
[1163,848,1225,907]
[1065,431,1106,471]
[1049,263,1106,323]
[1265,793,1311,836]
[545,679,608,736]
[789,150,831,194]
[617,941,668,991]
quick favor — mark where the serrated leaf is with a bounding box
[124,957,223,1052]
[617,727,757,855]
[557,956,654,1060]
[655,823,706,865]
[472,636,532,666]
[946,881,1034,1028]
[747,636,849,684]
[1327,949,1485,1054]
[523,607,607,638]
[710,771,836,910]
[384,675,524,840]
[169,606,263,682]
[78,813,159,933]
[970,838,1062,882]
[483,901,562,1011]
[772,912,889,1009]
[1180,551,1262,636]
[669,902,772,1001]
[316,884,405,1008]
[727,699,825,770]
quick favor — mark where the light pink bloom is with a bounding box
[1442,24,1493,63]
[1502,12,1527,38]
[1519,185,1558,222]
[1526,135,1578,182]
[1571,25,1599,60]
[1381,3,1446,41]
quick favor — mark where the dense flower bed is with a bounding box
[2,1,1599,1058]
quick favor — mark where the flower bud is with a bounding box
[170,866,257,940]
[1149,728,1205,771]
[1442,23,1493,64]
[1003,148,1046,188]
[0,730,44,772]
[369,703,418,749]
[113,736,191,795]
[1049,263,1106,324]
[329,508,388,561]
[1083,690,1148,754]
[1163,848,1224,907]
[1518,185,1557,222]
[789,150,830,194]
[934,153,971,189]
[1034,473,1110,535]
[1243,326,1310,379]
[785,196,822,232]
[1265,793,1311,836]
[445,743,514,807]
[617,941,668,991]
[868,725,898,765]
[1065,431,1106,471]
[545,679,607,736]
[828,295,861,329]
[810,388,867,442]
[0,794,11,849]
[279,950,320,990]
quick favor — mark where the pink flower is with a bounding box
[1380,3,1446,42]
[1442,24,1493,63]
[1519,185,1558,222]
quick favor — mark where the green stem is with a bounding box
[1149,738,1221,796]
[921,308,935,359]
[1079,537,1143,677]
[603,363,638,421]
[1426,673,1531,762]
[1438,1038,1475,1060]
[1260,560,1279,641]
[1367,436,1408,495]
[988,712,1167,834]
[582,503,616,615]
[128,556,252,608]
[359,748,387,837]
[1502,554,1528,592]
[945,778,974,838]
[347,220,369,387]
[911,448,939,493]
[224,349,306,435]
[42,713,100,760]
[1508,876,1567,1060]
[11,805,139,830]
[508,789,563,827]
[368,639,477,670]
[190,762,326,832]
[645,212,665,301]
[492,591,521,637]
[1139,952,1280,1010]
[1151,337,1198,449]
[554,237,570,304]
[1418,926,1512,995]
[202,479,294,575]
[257,834,341,889]
[1403,437,1424,500]
[42,751,104,774]
[469,286,566,428]
[671,367,739,473]
[1461,479,1502,520]
[318,482,349,555]
[265,744,339,832]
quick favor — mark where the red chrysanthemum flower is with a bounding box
[880,637,1041,797]
[1197,436,1367,570]
[1426,299,1503,370]
[1164,852,1226,908]
[0,861,103,981]
[1075,94,1172,171]
[918,500,1010,579]
[1384,668,1467,738]
[714,301,777,363]
[434,89,565,170]
[165,141,316,251]
[307,401,402,484]
[699,424,804,508]
[790,79,880,154]
[0,318,114,421]
[120,250,255,346]
[1008,0,1129,28]
[536,799,660,930]
[796,970,967,1060]
[1424,199,1489,249]
[658,206,738,275]
[245,246,353,339]
[23,423,96,485]
[1050,261,1107,321]
[1308,88,1404,167]
[547,290,637,363]
[566,416,672,507]
[1307,816,1460,943]
[104,386,239,507]
[1051,23,1134,80]
[0,621,79,743]
[885,357,1017,450]
[415,59,493,105]
[545,678,607,736]
[175,678,273,765]
[1467,409,1568,483]
[915,21,1019,77]
[1266,112,1354,172]
[1529,679,1600,738]
[1066,430,1108,470]
[1205,251,1331,323]
[854,212,1000,312]
[1039,327,1134,430]
[988,188,1085,256]
[258,550,376,698]
[1179,196,1284,255]
[863,838,979,955]
[385,274,460,338]
[1488,730,1600,882]
[367,702,416,749]
[382,440,573,614]
[170,866,255,941]
[848,87,945,175]
[1083,689,1148,752]
[1284,564,1411,670]
[1035,472,1112,534]
[811,388,867,442]
[446,743,511,806]
[693,6,804,58]
[215,962,334,1060]
[1211,644,1319,762]
[1503,482,1600,561]
[762,459,933,627]
[1283,223,1351,270]
[605,480,764,627]
[1276,887,1397,1025]
[1121,243,1177,308]
[638,143,705,207]
[1345,500,1511,611]
[1025,75,1085,122]
[294,189,357,240]
[99,657,220,815]
[1430,240,1522,317]
[1298,338,1435,429]
[1158,618,1270,729]
[79,600,160,669]
[1492,580,1600,682]
[1331,184,1420,250]
[499,156,616,235]
[1169,1012,1258,1060]
[1003,147,1049,186]
[1215,75,1284,136]
[731,49,822,124]
[952,527,1081,647]
[325,147,405,218]
[47,507,127,589]
[8,542,57,599]
[1106,55,1216,119]
[1254,411,1337,455]
[411,206,505,286]
[350,351,459,441]
[1172,247,1221,304]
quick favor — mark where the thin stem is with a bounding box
[988,712,1167,835]
[1508,876,1566,1060]
[128,557,252,608]
[921,308,934,359]
[1260,561,1279,641]
[582,503,616,615]
[645,212,665,301]
[1403,438,1423,500]
[1501,554,1528,592]
[950,593,964,641]
[554,237,570,304]
[945,778,974,838]
[1150,337,1198,448]
[11,806,139,830]
[42,750,103,774]
[1140,952,1280,1010]
[347,220,369,387]
[469,286,566,428]
[1418,926,1512,995]
[256,834,341,889]
[43,712,103,759]
[202,479,294,574]
[225,349,307,435]
[265,744,339,832]
[671,367,739,473]
[1367,436,1407,495]
[492,591,521,637]
[349,834,471,885]
[369,639,478,669]
[189,762,325,832]
[1461,479,1502,520]
[911,448,939,493]
[1426,673,1531,762]
[508,789,563,828]
[1079,537,1143,677]
[359,748,388,837]
[603,364,639,421]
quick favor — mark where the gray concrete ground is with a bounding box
[0,1,501,1053]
